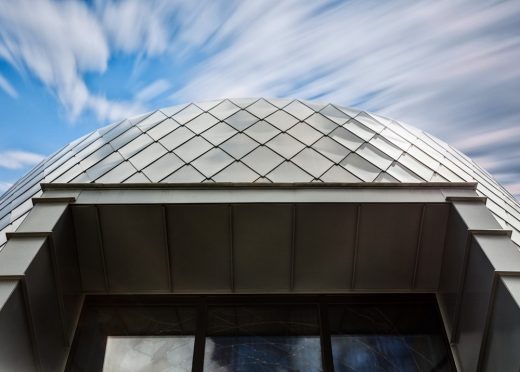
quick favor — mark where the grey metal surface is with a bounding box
[0,281,37,372]
[483,277,520,371]
[1,98,519,249]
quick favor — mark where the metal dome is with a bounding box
[1,98,519,248]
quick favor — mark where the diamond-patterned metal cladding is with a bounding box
[1,98,520,248]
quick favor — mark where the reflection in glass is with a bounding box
[103,336,194,372]
[204,335,321,372]
[329,301,453,372]
[204,306,322,372]
[331,335,449,372]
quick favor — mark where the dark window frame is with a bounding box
[66,294,455,372]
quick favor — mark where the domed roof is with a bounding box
[1,98,519,247]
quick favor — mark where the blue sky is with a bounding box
[0,0,519,197]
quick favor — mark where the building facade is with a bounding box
[0,98,519,371]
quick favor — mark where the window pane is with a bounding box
[103,336,194,372]
[329,301,453,372]
[204,306,322,372]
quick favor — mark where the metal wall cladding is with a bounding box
[1,98,519,249]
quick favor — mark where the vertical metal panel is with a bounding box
[52,207,83,343]
[99,205,170,291]
[355,204,422,289]
[233,204,292,291]
[0,281,37,372]
[438,206,468,336]
[294,204,356,290]
[25,241,68,372]
[415,204,450,289]
[167,205,231,291]
[71,206,106,292]
[482,277,520,372]
[456,238,494,372]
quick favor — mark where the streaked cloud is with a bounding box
[0,150,45,170]
[136,79,171,102]
[0,0,141,121]
[0,0,518,196]
[0,73,18,98]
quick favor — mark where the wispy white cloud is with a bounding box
[0,73,18,98]
[0,0,519,197]
[96,0,172,56]
[163,0,520,196]
[0,0,143,121]
[0,150,45,170]
[136,79,171,102]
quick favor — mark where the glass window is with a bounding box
[204,306,322,372]
[68,295,453,372]
[329,300,452,372]
[67,302,197,372]
[103,336,194,372]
